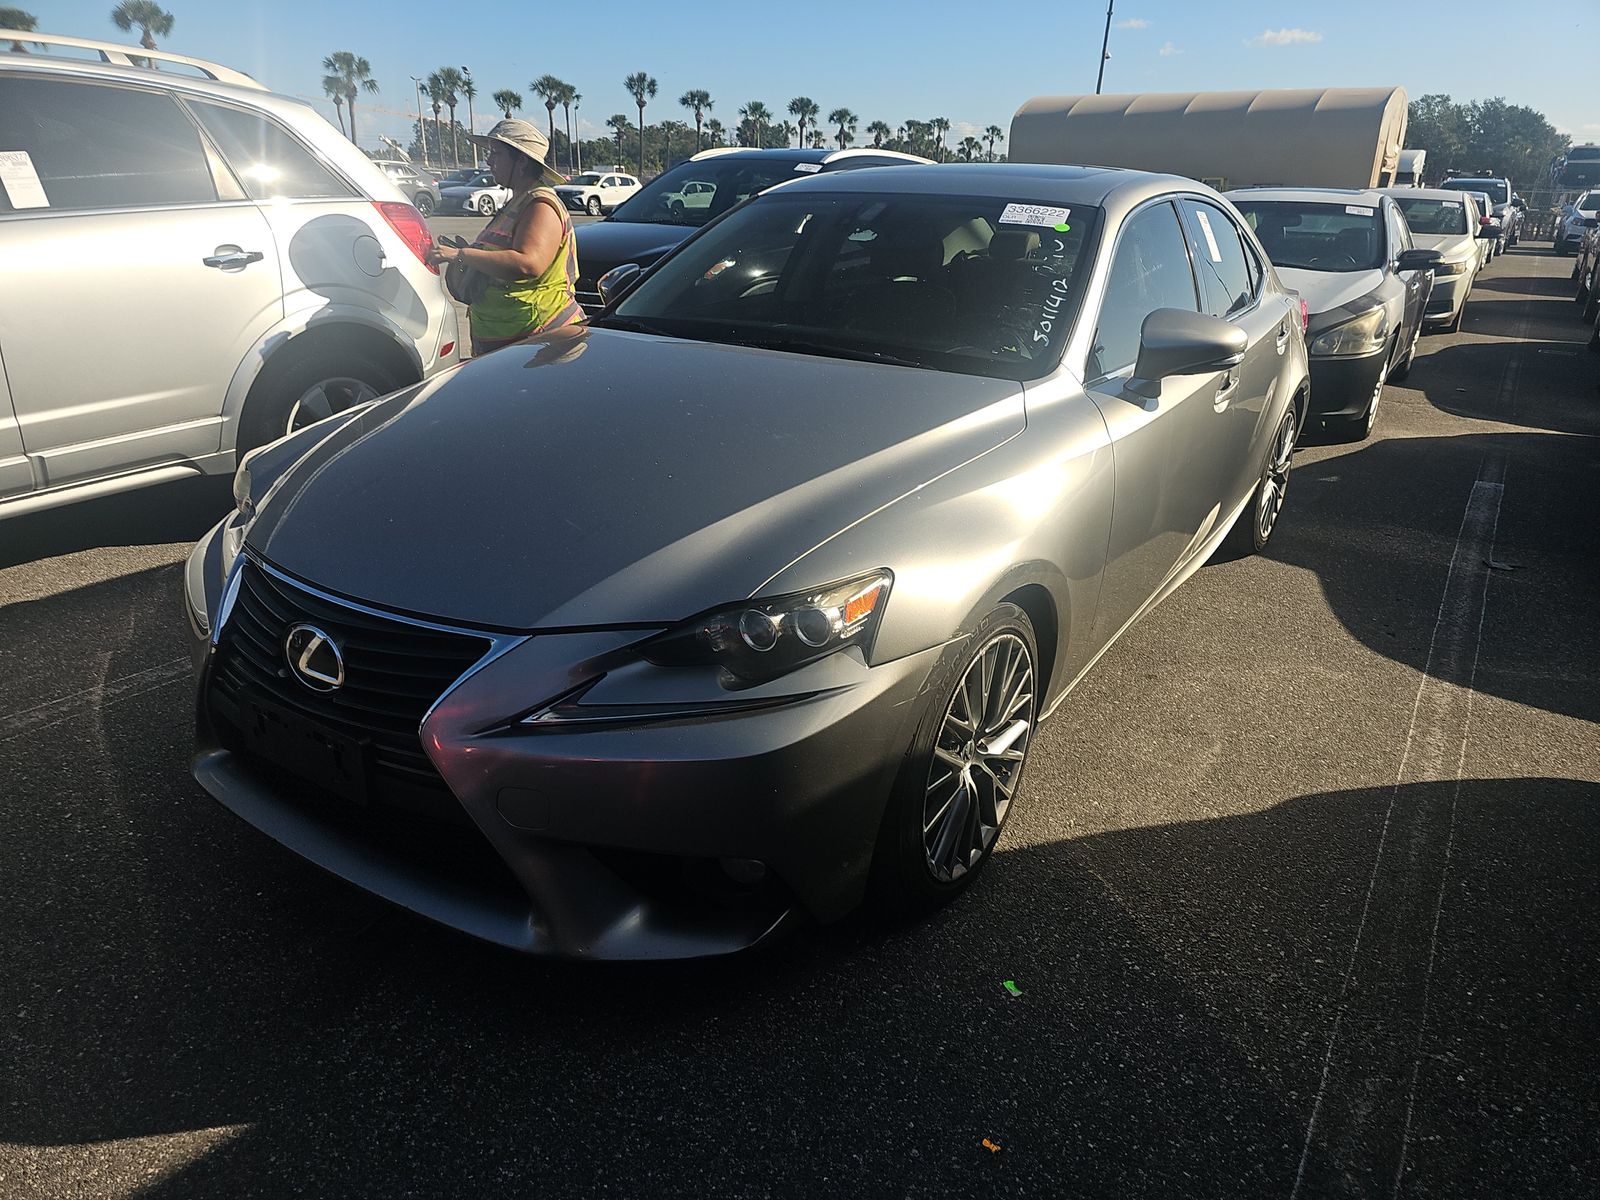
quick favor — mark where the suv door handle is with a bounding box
[203,247,265,270]
[1275,323,1291,350]
[1215,371,1240,409]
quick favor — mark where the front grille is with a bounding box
[208,559,493,822]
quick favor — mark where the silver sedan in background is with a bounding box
[1379,188,1496,332]
[185,165,1310,959]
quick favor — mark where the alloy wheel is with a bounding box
[587,196,602,216]
[1256,408,1297,542]
[285,377,382,437]
[922,632,1035,883]
[478,195,496,215]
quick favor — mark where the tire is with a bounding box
[414,192,435,217]
[239,345,401,454]
[1583,288,1600,325]
[1222,402,1298,558]
[871,603,1039,913]
[669,199,685,218]
[477,194,497,216]
[586,195,602,216]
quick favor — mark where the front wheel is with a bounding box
[586,195,602,216]
[872,604,1038,912]
[477,194,497,216]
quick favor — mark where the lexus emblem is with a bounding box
[284,624,345,692]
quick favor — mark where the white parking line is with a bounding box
[0,656,189,742]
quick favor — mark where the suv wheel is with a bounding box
[586,195,602,216]
[414,192,435,217]
[240,345,400,453]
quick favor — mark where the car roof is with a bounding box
[1226,186,1387,207]
[770,161,1209,211]
[688,146,932,167]
[1376,187,1480,204]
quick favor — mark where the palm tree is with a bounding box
[866,120,892,150]
[679,89,713,152]
[606,113,631,169]
[555,83,577,175]
[984,124,1004,163]
[827,107,857,151]
[780,120,797,148]
[809,129,826,149]
[706,117,725,148]
[426,74,446,163]
[930,116,951,162]
[110,1,172,51]
[1,7,38,53]
[460,68,477,160]
[959,136,982,162]
[322,52,378,147]
[492,89,522,120]
[432,67,464,166]
[531,74,564,150]
[788,96,819,150]
[570,91,583,173]
[739,100,772,148]
[322,75,346,137]
[623,72,657,178]
[661,119,689,167]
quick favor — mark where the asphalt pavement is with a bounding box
[0,245,1595,1199]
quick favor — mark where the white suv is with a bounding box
[554,171,641,216]
[0,33,461,519]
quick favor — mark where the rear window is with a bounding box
[1394,196,1468,235]
[1442,179,1507,205]
[190,102,354,201]
[1231,200,1384,272]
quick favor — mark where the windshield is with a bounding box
[604,192,1100,381]
[1231,201,1383,271]
[608,157,821,228]
[1443,179,1507,205]
[566,174,603,186]
[1577,192,1600,213]
[1394,196,1468,235]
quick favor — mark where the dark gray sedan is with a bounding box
[184,165,1310,959]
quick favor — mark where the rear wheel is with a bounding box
[873,604,1038,912]
[1223,403,1297,558]
[414,192,435,217]
[239,345,400,454]
[477,194,497,216]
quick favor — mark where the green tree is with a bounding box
[322,52,378,147]
[459,68,477,149]
[828,107,857,150]
[866,120,892,149]
[531,73,565,150]
[706,117,725,148]
[1,6,37,52]
[930,116,951,162]
[624,71,657,178]
[607,112,631,170]
[809,129,826,149]
[558,83,578,175]
[431,67,464,166]
[492,89,522,120]
[958,136,982,162]
[788,96,819,150]
[739,100,772,148]
[1404,93,1569,191]
[110,0,172,51]
[322,74,346,137]
[984,124,1004,162]
[1405,94,1469,178]
[680,88,713,152]
[425,74,447,164]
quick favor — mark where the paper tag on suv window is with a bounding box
[793,162,821,173]
[0,151,49,209]
[999,202,1071,228]
[1345,205,1375,216]
[1441,201,1462,208]
[1194,208,1224,262]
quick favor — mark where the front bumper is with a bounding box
[184,530,940,960]
[1423,274,1470,323]
[1306,348,1389,419]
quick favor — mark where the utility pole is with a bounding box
[410,76,429,169]
[1096,0,1114,94]
[461,65,477,166]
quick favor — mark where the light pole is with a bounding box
[572,93,582,174]
[1096,0,1114,94]
[410,76,429,168]
[461,65,477,166]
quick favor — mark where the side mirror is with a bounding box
[1477,225,1500,238]
[1396,248,1444,272]
[596,262,644,307]
[1126,309,1248,401]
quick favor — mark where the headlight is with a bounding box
[643,571,892,686]
[1309,307,1389,357]
[1433,258,1471,277]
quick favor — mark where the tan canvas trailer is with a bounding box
[1010,87,1408,190]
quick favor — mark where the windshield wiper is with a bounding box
[738,335,929,370]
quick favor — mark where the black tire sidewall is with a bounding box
[1224,403,1296,557]
[871,602,1039,912]
[239,346,399,455]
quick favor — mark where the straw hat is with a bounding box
[466,119,563,182]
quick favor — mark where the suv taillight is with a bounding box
[373,201,438,274]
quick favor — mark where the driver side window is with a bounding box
[1088,202,1201,380]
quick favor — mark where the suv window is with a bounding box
[1089,201,1200,379]
[0,76,215,212]
[191,102,354,201]
[1177,198,1255,318]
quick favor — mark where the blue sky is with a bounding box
[28,0,1596,151]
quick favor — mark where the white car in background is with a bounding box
[1554,191,1600,256]
[441,171,513,216]
[0,33,459,519]
[656,178,717,219]
[1380,188,1495,332]
[554,172,640,216]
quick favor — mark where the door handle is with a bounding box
[1275,323,1291,350]
[203,247,265,270]
[1215,372,1240,409]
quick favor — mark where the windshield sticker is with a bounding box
[1029,231,1080,349]
[1000,202,1072,228]
[1194,208,1224,262]
[1345,205,1375,216]
[793,162,822,173]
[1440,201,1462,209]
[0,150,49,209]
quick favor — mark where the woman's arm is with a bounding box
[428,197,564,281]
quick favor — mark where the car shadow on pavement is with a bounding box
[0,475,231,573]
[1,769,1594,1198]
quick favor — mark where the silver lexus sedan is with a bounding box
[184,165,1310,959]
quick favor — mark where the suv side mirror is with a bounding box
[1397,248,1444,272]
[1126,309,1248,401]
[596,262,644,306]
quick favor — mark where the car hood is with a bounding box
[573,220,695,284]
[1274,267,1385,318]
[248,327,1025,630]
[1408,233,1474,259]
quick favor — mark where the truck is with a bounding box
[1009,87,1409,191]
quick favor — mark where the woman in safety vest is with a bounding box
[427,119,584,355]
